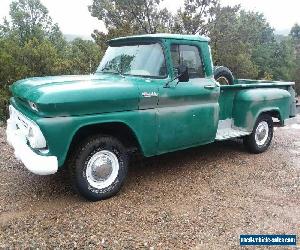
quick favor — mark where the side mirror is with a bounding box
[163,64,189,88]
[178,65,189,82]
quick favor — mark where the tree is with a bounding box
[253,39,296,81]
[8,0,57,43]
[0,36,29,120]
[89,0,220,50]
[89,0,173,34]
[0,0,67,82]
[208,6,259,78]
[290,24,300,95]
[174,0,219,35]
[207,6,296,80]
[237,10,274,46]
[0,18,11,37]
[67,38,103,74]
[0,37,30,84]
[290,23,300,40]
[49,23,67,53]
[293,64,300,95]
[0,0,103,120]
[89,0,177,48]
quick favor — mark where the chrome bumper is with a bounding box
[6,117,58,176]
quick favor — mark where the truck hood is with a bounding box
[11,74,139,117]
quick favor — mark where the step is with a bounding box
[215,119,251,141]
[215,128,250,141]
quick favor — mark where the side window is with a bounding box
[170,44,205,79]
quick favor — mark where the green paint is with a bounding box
[9,34,296,168]
[110,33,210,44]
[233,88,291,130]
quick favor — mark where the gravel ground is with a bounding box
[0,118,299,249]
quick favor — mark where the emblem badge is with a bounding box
[142,92,158,97]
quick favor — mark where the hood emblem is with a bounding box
[142,92,158,98]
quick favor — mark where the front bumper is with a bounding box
[6,117,58,176]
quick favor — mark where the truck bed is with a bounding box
[216,79,296,140]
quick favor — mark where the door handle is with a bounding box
[204,85,216,89]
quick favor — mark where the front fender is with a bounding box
[37,109,158,167]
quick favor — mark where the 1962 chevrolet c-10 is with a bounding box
[6,34,297,201]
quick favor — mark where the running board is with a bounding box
[215,119,251,141]
[215,128,250,140]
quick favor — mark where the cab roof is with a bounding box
[109,33,210,45]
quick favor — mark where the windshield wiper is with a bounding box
[99,67,125,77]
[100,66,114,72]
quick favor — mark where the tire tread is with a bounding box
[67,134,129,201]
[243,114,273,154]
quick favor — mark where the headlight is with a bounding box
[28,101,38,112]
[26,122,47,149]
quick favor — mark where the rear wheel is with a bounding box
[243,114,273,154]
[68,135,129,201]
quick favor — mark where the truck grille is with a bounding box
[9,106,31,136]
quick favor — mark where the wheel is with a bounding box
[214,66,234,85]
[68,135,129,201]
[243,114,273,154]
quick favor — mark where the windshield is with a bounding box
[96,43,167,78]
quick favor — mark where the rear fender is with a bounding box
[232,88,291,131]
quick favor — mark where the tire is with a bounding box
[243,114,273,154]
[68,135,129,201]
[214,66,234,85]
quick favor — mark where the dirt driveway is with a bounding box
[0,118,299,249]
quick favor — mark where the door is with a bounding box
[157,43,220,153]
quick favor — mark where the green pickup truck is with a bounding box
[6,34,297,201]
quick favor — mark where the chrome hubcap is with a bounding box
[92,160,113,181]
[86,150,119,189]
[255,121,269,146]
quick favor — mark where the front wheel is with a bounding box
[243,114,273,154]
[68,135,129,201]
